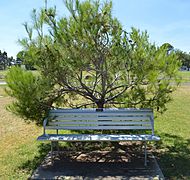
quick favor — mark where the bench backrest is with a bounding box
[44,108,155,135]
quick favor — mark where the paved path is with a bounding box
[31,151,164,180]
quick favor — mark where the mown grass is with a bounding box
[0,70,7,80]
[0,97,45,179]
[178,71,190,83]
[0,85,190,179]
[0,85,7,97]
[154,86,190,179]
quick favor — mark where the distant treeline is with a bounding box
[176,50,190,70]
[0,50,35,70]
[0,50,22,70]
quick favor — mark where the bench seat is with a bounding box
[37,134,160,142]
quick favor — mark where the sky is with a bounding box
[1,0,190,58]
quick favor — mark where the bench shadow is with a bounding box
[30,142,161,179]
[154,132,190,179]
[18,133,190,179]
[18,142,149,179]
[19,142,160,179]
[35,153,157,179]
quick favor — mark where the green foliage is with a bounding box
[176,49,190,69]
[6,0,181,124]
[6,67,55,125]
[115,31,181,111]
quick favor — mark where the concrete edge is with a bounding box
[151,154,165,180]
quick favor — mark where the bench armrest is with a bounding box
[150,115,154,135]
[43,117,48,135]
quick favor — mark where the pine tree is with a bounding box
[6,0,181,124]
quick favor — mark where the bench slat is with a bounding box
[50,108,152,113]
[49,112,152,117]
[44,108,154,131]
[37,134,160,141]
[49,116,150,121]
[45,125,152,130]
[48,121,151,126]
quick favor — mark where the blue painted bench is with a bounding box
[37,108,160,165]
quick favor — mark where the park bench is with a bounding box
[37,108,160,166]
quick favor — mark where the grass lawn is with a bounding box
[178,71,190,83]
[0,70,7,80]
[0,85,190,179]
[0,85,7,96]
[0,96,46,179]
[155,85,190,179]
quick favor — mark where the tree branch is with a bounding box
[106,84,128,94]
[105,86,128,103]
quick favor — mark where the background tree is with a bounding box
[7,56,14,67]
[176,50,190,70]
[17,50,36,70]
[0,50,16,69]
[6,0,181,124]
[0,51,8,70]
[160,43,174,55]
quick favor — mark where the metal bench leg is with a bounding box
[56,141,60,156]
[56,129,60,156]
[144,141,147,166]
[51,141,54,161]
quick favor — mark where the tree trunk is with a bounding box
[96,100,104,111]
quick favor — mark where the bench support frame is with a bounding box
[144,141,147,166]
[50,140,149,166]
